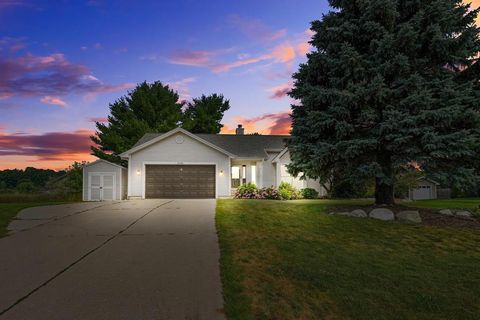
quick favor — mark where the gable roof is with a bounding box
[83,159,126,170]
[120,127,236,158]
[127,129,290,159]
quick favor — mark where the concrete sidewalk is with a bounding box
[1,200,225,320]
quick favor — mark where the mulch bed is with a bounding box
[330,205,480,230]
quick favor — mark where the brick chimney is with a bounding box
[235,124,245,135]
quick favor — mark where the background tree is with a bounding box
[91,81,184,163]
[288,0,480,205]
[183,94,230,134]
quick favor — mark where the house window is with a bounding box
[231,166,240,188]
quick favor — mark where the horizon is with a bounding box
[1,0,479,171]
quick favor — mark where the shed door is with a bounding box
[145,165,215,199]
[89,174,116,201]
[414,185,431,200]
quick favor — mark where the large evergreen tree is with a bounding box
[288,0,480,205]
[91,81,184,163]
[182,94,230,134]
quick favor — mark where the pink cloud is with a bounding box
[269,82,293,99]
[211,55,270,73]
[0,129,95,160]
[87,117,108,123]
[227,15,287,42]
[0,53,133,99]
[166,77,196,102]
[222,111,291,135]
[41,96,67,107]
[168,50,213,66]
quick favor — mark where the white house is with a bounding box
[83,125,325,200]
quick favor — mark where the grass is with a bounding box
[216,199,480,320]
[404,198,480,210]
[0,201,74,237]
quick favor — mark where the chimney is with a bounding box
[235,124,244,135]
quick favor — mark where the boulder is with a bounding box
[397,210,422,223]
[438,209,453,216]
[349,209,368,218]
[455,210,472,217]
[369,208,395,221]
[336,212,351,216]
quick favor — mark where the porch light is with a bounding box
[219,170,224,176]
[136,169,141,175]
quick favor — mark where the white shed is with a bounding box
[409,177,439,200]
[83,159,127,201]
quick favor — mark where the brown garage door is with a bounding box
[145,165,215,199]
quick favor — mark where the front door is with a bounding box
[89,174,115,201]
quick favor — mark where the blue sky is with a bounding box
[0,0,331,169]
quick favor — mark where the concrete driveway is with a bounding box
[0,200,225,320]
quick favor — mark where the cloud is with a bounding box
[269,82,292,99]
[0,53,134,99]
[168,50,213,66]
[166,77,196,102]
[0,129,94,160]
[0,102,18,109]
[227,15,287,42]
[0,0,27,10]
[87,116,108,123]
[0,37,26,53]
[41,96,67,107]
[222,111,291,135]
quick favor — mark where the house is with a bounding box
[408,177,440,201]
[83,125,325,200]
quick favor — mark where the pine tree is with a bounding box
[183,94,230,134]
[91,81,184,163]
[288,0,480,205]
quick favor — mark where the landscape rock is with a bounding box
[349,209,368,218]
[336,212,351,216]
[397,210,422,223]
[455,210,472,217]
[369,208,395,221]
[438,209,453,216]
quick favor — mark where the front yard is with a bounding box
[216,199,480,319]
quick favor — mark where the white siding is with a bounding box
[82,160,124,201]
[128,132,231,198]
[276,150,326,196]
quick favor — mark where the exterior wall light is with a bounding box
[219,170,224,176]
[136,169,141,175]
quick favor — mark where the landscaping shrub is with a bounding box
[301,188,319,199]
[278,182,300,200]
[259,186,280,200]
[234,183,258,199]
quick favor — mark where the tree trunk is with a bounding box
[375,152,395,205]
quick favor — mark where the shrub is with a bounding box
[278,182,300,200]
[301,188,319,199]
[234,183,258,199]
[258,186,280,200]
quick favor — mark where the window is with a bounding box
[231,166,240,188]
[251,165,256,185]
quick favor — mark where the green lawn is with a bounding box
[404,198,480,210]
[0,202,71,237]
[216,199,480,320]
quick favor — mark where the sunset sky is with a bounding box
[1,0,479,170]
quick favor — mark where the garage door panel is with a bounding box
[145,165,215,199]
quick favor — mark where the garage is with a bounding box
[409,177,439,201]
[145,165,215,199]
[83,160,127,201]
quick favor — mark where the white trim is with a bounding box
[84,159,125,170]
[87,172,117,201]
[141,161,219,199]
[271,147,289,163]
[127,155,132,198]
[120,127,236,158]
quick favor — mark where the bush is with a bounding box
[234,183,258,199]
[278,182,300,200]
[258,186,280,200]
[301,188,319,199]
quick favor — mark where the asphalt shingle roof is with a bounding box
[132,133,290,158]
